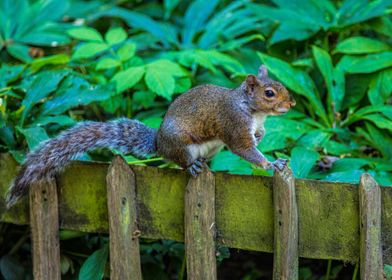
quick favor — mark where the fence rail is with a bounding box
[0,153,391,279]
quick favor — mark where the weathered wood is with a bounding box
[1,154,392,264]
[29,179,61,280]
[185,166,217,280]
[106,156,142,280]
[359,174,383,280]
[273,167,298,280]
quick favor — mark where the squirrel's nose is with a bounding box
[289,95,296,107]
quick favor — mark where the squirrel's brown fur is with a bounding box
[6,65,295,208]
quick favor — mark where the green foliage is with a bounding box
[78,244,109,280]
[0,1,392,276]
[0,0,70,62]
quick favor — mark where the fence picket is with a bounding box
[359,174,383,280]
[107,156,142,280]
[29,179,61,280]
[273,167,298,280]
[185,166,217,280]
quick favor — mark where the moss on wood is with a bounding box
[0,153,391,264]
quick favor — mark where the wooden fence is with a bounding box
[0,153,391,279]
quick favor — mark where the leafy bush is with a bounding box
[1,0,392,278]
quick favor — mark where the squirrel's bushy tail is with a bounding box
[6,118,157,208]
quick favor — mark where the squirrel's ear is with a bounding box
[246,74,258,96]
[258,65,268,80]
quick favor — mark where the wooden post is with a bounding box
[359,173,383,280]
[273,166,298,280]
[106,156,142,280]
[184,166,217,280]
[29,179,61,280]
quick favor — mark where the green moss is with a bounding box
[0,153,391,264]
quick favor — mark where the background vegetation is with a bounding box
[0,0,391,279]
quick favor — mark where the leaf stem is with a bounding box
[127,157,164,165]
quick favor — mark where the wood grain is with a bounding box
[107,156,142,280]
[273,167,298,280]
[29,179,61,280]
[185,166,217,280]
[359,173,383,280]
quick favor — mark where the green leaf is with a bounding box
[145,68,175,100]
[133,91,156,109]
[147,59,185,77]
[30,54,70,73]
[363,114,392,132]
[297,130,331,149]
[141,117,162,129]
[59,230,86,240]
[368,69,392,105]
[78,244,109,280]
[364,123,392,159]
[72,42,109,60]
[324,170,364,183]
[7,44,32,62]
[174,77,192,94]
[290,146,319,178]
[330,158,369,172]
[41,76,112,115]
[117,42,136,61]
[182,0,219,46]
[334,36,390,54]
[105,27,127,45]
[258,52,328,125]
[17,126,49,150]
[337,52,392,74]
[68,27,103,42]
[312,46,345,112]
[211,150,253,175]
[337,0,390,27]
[31,115,76,127]
[385,264,392,279]
[111,66,145,93]
[21,71,68,124]
[96,58,121,70]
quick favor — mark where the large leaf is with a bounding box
[368,69,392,105]
[312,46,345,112]
[334,36,390,54]
[72,42,109,60]
[21,70,68,124]
[337,52,392,74]
[145,68,175,100]
[210,150,253,175]
[92,7,178,47]
[258,52,328,125]
[336,0,391,27]
[111,66,145,93]
[105,27,127,46]
[17,126,49,150]
[290,146,319,178]
[68,27,104,42]
[41,76,112,115]
[78,244,109,280]
[182,0,219,47]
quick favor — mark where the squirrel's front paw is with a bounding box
[262,158,287,171]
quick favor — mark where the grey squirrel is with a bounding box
[6,65,295,208]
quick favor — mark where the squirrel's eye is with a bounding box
[265,90,275,98]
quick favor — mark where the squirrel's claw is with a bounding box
[263,158,287,172]
[187,158,206,177]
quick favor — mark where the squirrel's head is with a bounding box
[244,65,296,115]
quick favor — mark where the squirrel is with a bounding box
[5,65,295,208]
